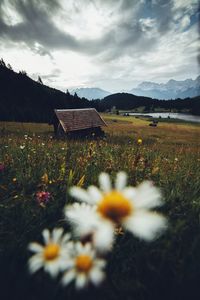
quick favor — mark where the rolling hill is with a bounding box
[101,92,200,115]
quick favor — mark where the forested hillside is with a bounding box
[0,59,94,123]
[101,93,200,115]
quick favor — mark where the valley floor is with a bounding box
[0,115,200,300]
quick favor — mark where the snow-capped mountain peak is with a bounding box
[130,76,200,99]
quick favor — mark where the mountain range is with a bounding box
[71,76,200,100]
[130,76,200,99]
[70,87,110,100]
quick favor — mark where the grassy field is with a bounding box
[0,115,200,300]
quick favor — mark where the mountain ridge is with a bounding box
[71,76,200,100]
[129,76,200,99]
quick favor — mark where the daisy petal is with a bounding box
[42,229,50,244]
[45,262,59,278]
[124,211,167,241]
[90,268,105,286]
[28,242,43,253]
[28,256,43,273]
[61,233,71,245]
[133,181,163,209]
[95,259,106,268]
[94,220,115,252]
[60,260,75,272]
[115,172,127,191]
[76,242,84,254]
[52,228,64,244]
[62,269,76,286]
[122,187,137,201]
[65,203,99,237]
[87,186,102,204]
[84,242,93,254]
[99,173,111,192]
[76,273,87,289]
[69,187,91,204]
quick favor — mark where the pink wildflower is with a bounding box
[36,191,50,206]
[0,163,5,172]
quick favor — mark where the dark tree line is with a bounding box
[100,93,200,115]
[0,58,199,124]
[0,59,101,123]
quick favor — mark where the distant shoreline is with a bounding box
[120,112,200,123]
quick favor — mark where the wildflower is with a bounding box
[36,191,50,206]
[137,138,142,145]
[41,173,49,185]
[28,228,71,277]
[20,145,25,149]
[152,167,159,175]
[0,163,5,172]
[66,172,167,251]
[62,242,106,289]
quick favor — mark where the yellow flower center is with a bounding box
[43,244,60,261]
[76,255,93,273]
[97,191,133,224]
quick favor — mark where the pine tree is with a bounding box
[38,76,43,84]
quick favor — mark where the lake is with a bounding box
[128,112,200,123]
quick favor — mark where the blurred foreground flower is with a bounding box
[36,191,50,206]
[28,228,71,277]
[62,242,106,289]
[66,172,167,252]
[65,203,114,252]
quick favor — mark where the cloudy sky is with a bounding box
[0,0,199,92]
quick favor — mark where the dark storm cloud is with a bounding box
[149,0,174,33]
[0,0,199,61]
[83,0,175,61]
[0,0,79,50]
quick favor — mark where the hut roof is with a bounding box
[54,108,107,132]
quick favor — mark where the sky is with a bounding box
[0,0,199,92]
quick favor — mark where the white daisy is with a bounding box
[62,242,106,289]
[28,228,72,278]
[65,202,114,252]
[67,172,167,248]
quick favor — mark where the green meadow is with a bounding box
[0,115,200,300]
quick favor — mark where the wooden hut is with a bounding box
[52,108,107,137]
